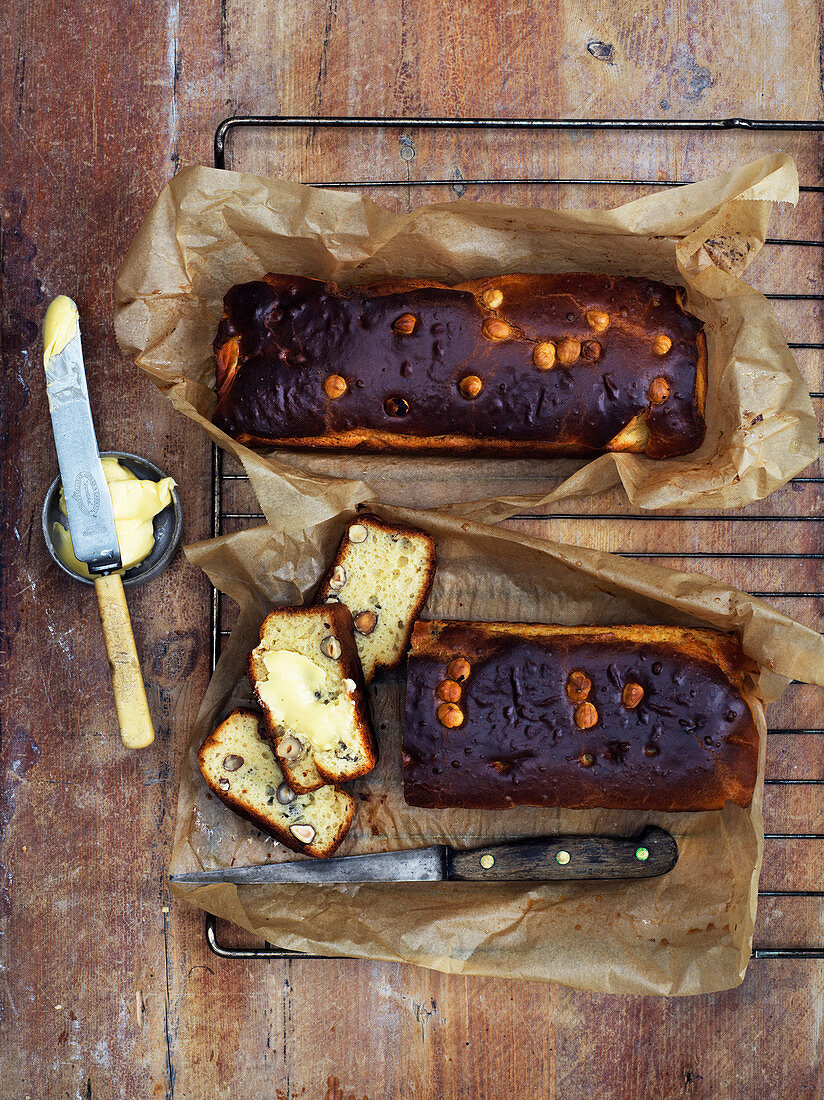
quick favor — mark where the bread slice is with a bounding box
[248,604,377,793]
[316,515,436,682]
[198,709,355,858]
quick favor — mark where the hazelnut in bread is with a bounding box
[316,515,436,682]
[403,622,759,811]
[248,605,377,793]
[198,709,355,858]
[212,272,707,459]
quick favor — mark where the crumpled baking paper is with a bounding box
[168,504,824,994]
[113,154,817,532]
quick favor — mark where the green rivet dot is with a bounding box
[479,854,495,870]
[556,850,571,865]
[635,846,650,861]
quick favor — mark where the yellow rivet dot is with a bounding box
[556,850,571,866]
[480,854,495,870]
[635,846,650,862]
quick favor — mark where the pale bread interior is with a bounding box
[199,711,354,858]
[322,521,433,680]
[606,413,651,453]
[249,610,369,790]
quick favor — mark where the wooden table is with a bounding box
[2,2,822,1096]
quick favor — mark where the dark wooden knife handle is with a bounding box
[445,826,677,881]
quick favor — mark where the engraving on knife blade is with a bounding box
[72,471,101,517]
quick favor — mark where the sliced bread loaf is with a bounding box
[316,515,436,682]
[198,709,355,858]
[248,604,377,793]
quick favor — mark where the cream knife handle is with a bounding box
[94,573,155,749]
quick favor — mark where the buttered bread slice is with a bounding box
[317,515,436,682]
[248,604,377,793]
[198,709,355,858]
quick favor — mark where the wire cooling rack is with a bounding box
[204,116,824,961]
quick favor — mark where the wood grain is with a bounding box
[2,0,823,1097]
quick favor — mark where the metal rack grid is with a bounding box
[204,115,824,961]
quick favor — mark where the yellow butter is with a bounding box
[256,650,353,754]
[52,457,175,579]
[43,295,80,366]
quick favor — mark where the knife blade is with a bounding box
[169,826,677,886]
[43,296,121,574]
[43,295,154,749]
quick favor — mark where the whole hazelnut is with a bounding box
[437,703,464,729]
[653,334,673,356]
[482,288,504,309]
[586,309,610,333]
[393,313,417,335]
[581,340,602,362]
[459,374,483,399]
[556,337,582,365]
[532,341,556,370]
[436,679,462,703]
[574,702,599,730]
[622,683,645,709]
[483,318,512,341]
[323,374,347,399]
[648,376,670,405]
[565,671,592,703]
[447,657,471,682]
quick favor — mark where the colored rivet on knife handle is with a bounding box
[555,850,571,865]
[479,854,495,870]
[635,846,650,861]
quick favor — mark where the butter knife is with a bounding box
[43,295,154,749]
[170,826,677,885]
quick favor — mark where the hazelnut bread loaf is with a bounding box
[316,515,436,682]
[198,709,355,858]
[248,604,377,793]
[212,272,707,458]
[403,622,759,811]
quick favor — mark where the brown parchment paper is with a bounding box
[114,154,817,531]
[169,505,824,995]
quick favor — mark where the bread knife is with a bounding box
[42,295,154,749]
[170,826,677,885]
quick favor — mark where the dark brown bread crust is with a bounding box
[403,622,759,811]
[212,273,707,459]
[315,513,437,680]
[197,709,355,858]
[247,604,377,792]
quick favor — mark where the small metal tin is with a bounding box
[42,450,183,587]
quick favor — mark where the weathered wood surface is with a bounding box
[1,1,823,1097]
